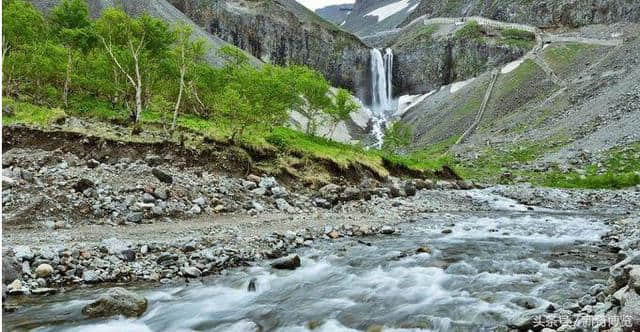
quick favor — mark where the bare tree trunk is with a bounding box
[63,49,72,107]
[133,54,142,122]
[172,66,186,131]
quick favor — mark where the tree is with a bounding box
[285,65,332,135]
[170,24,205,131]
[2,0,47,55]
[50,0,96,106]
[326,88,359,138]
[95,8,174,122]
[382,122,412,153]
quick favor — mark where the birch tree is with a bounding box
[95,8,174,122]
[170,24,205,131]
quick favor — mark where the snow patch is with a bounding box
[450,78,475,93]
[394,90,437,116]
[501,58,524,74]
[365,0,411,22]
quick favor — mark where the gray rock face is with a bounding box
[402,0,640,29]
[82,287,148,318]
[2,255,21,283]
[170,0,371,97]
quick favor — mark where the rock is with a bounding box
[3,104,14,116]
[579,294,596,307]
[82,287,148,318]
[271,186,288,198]
[416,246,432,254]
[413,179,434,190]
[126,212,143,223]
[34,264,54,278]
[271,254,301,270]
[247,277,257,292]
[101,238,134,255]
[86,159,100,169]
[189,205,202,214]
[142,193,156,203]
[403,182,417,196]
[259,177,278,189]
[242,180,257,190]
[441,229,453,234]
[380,225,395,234]
[458,180,474,190]
[83,270,101,283]
[152,168,173,184]
[275,198,294,212]
[193,197,206,207]
[2,256,21,283]
[156,254,178,267]
[629,265,640,292]
[13,246,34,262]
[31,288,58,295]
[251,187,267,196]
[72,178,94,193]
[7,279,28,295]
[327,230,340,239]
[120,249,136,262]
[319,183,341,195]
[588,283,606,296]
[183,266,202,278]
[153,187,169,200]
[339,187,361,201]
[387,182,404,198]
[247,174,261,183]
[615,285,640,331]
[144,154,163,166]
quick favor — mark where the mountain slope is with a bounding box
[170,0,371,97]
[399,23,640,183]
[29,0,258,67]
[401,0,640,29]
[338,0,421,37]
[315,3,353,26]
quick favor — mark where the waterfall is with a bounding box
[369,48,393,112]
[369,48,394,148]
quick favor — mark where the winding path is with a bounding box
[455,69,500,144]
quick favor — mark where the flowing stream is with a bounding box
[5,197,614,332]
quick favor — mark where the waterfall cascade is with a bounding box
[369,48,393,112]
[369,48,394,148]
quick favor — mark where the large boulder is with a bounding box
[82,287,148,318]
[2,254,21,283]
[270,254,301,270]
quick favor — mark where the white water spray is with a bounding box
[369,48,393,111]
[369,48,394,148]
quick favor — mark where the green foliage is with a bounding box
[454,21,484,41]
[498,28,536,49]
[2,0,47,49]
[50,0,96,52]
[382,122,412,153]
[218,45,250,66]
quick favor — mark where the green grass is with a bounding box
[395,24,440,47]
[540,143,640,189]
[454,20,484,42]
[3,98,67,126]
[456,142,548,182]
[543,43,594,72]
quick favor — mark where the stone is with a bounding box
[72,179,94,193]
[35,264,54,278]
[339,187,361,201]
[189,205,202,214]
[251,187,267,196]
[259,177,278,189]
[13,246,34,262]
[416,246,432,254]
[247,174,261,183]
[247,277,257,292]
[380,226,395,234]
[193,197,206,207]
[142,193,156,203]
[441,229,453,234]
[2,256,21,283]
[271,255,301,270]
[578,294,596,307]
[7,279,29,295]
[327,230,340,239]
[86,159,100,169]
[126,212,143,223]
[458,180,474,190]
[101,238,134,255]
[31,288,58,295]
[271,186,288,198]
[403,182,417,196]
[83,270,101,283]
[3,104,14,116]
[153,187,169,200]
[152,168,173,184]
[183,266,202,278]
[629,265,640,292]
[319,183,341,195]
[275,198,292,212]
[82,287,148,318]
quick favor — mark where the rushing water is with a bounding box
[4,203,614,332]
[368,48,394,148]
